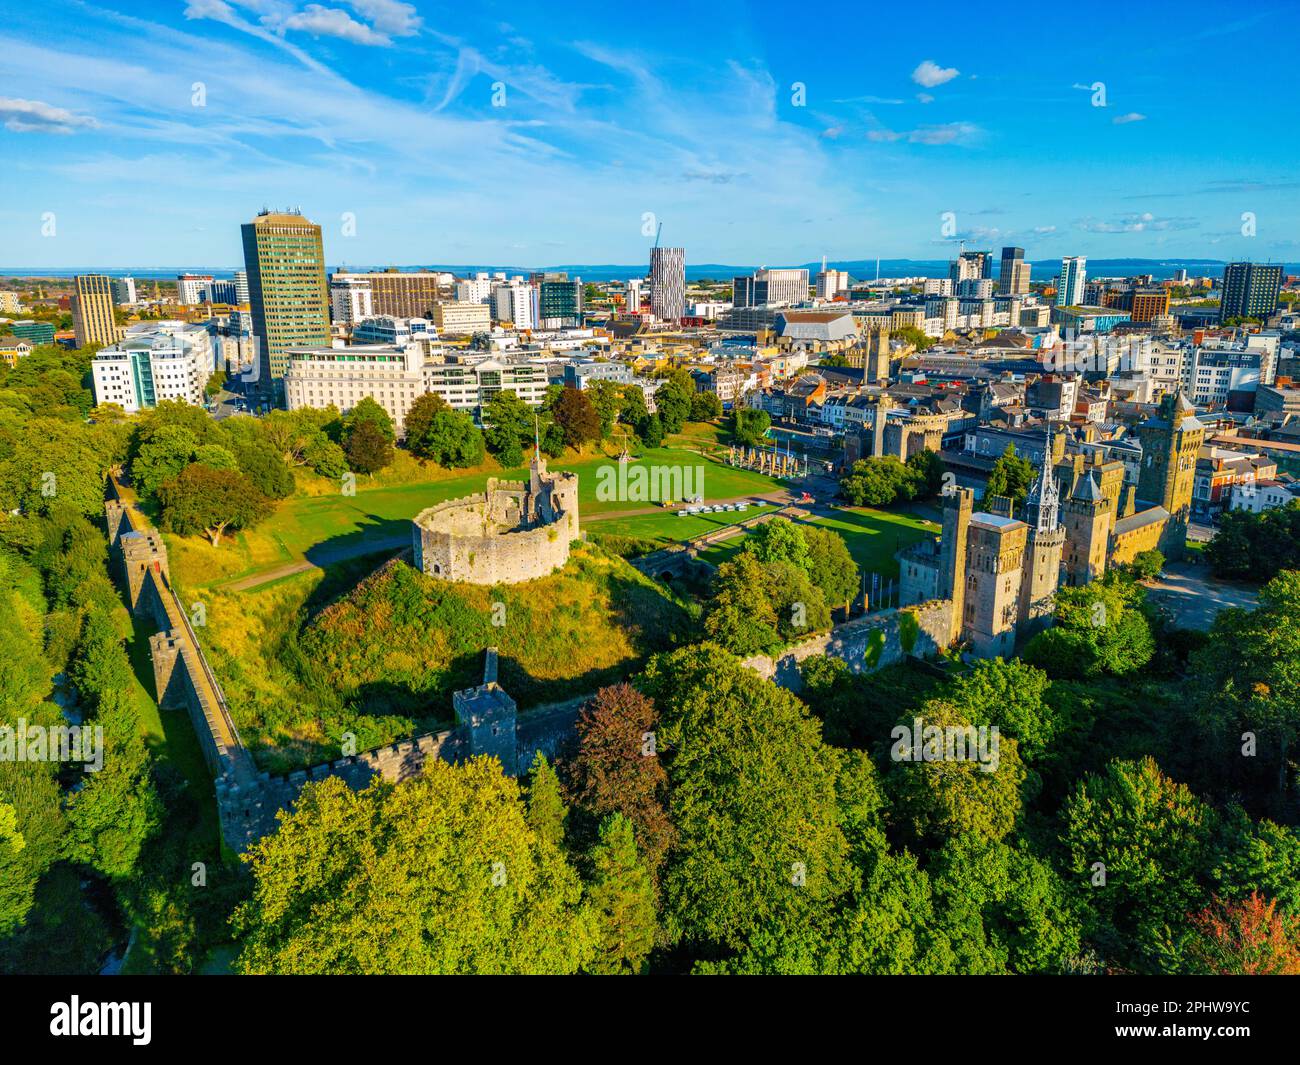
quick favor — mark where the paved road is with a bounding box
[1141,559,1258,629]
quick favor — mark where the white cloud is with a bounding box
[1077,212,1194,233]
[0,96,99,133]
[916,92,934,104]
[347,0,420,36]
[282,5,391,46]
[912,60,959,88]
[870,121,980,146]
[1113,112,1146,124]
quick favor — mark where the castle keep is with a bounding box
[412,448,579,584]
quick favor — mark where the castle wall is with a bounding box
[742,601,953,688]
[412,487,576,585]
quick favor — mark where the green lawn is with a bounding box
[180,443,787,589]
[589,503,783,550]
[697,506,938,578]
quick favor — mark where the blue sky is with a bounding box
[2,0,1297,268]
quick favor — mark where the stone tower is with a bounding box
[452,648,518,775]
[938,486,974,644]
[870,392,892,458]
[864,326,891,386]
[1019,430,1066,633]
[1061,471,1111,585]
[963,514,1028,659]
[1136,390,1204,560]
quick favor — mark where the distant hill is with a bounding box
[5,258,1293,283]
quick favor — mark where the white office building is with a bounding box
[491,281,538,329]
[330,275,374,326]
[91,322,215,413]
[352,316,436,345]
[455,273,499,304]
[111,277,138,305]
[177,274,214,305]
[1056,257,1087,307]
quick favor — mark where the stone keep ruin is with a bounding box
[412,449,579,585]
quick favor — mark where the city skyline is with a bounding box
[2,1,1298,267]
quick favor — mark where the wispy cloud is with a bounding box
[1077,212,1196,233]
[0,96,98,133]
[869,122,981,146]
[1113,112,1146,124]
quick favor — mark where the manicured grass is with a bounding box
[171,443,785,590]
[589,503,783,550]
[697,506,938,578]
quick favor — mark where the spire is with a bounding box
[1026,424,1061,532]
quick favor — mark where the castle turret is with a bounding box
[938,486,973,645]
[1062,470,1111,585]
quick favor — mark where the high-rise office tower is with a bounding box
[329,274,374,326]
[1055,256,1087,307]
[241,209,329,396]
[731,267,810,308]
[1219,262,1282,323]
[999,247,1030,295]
[538,278,584,328]
[650,246,685,322]
[71,274,122,348]
[950,250,993,284]
[625,279,642,312]
[234,269,250,305]
[110,276,138,305]
[177,273,215,305]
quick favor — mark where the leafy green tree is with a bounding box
[192,443,238,471]
[1213,814,1300,914]
[402,392,449,448]
[703,552,782,654]
[132,423,199,499]
[804,525,859,611]
[906,448,947,499]
[343,396,395,443]
[1023,576,1154,679]
[689,390,722,422]
[233,761,598,974]
[640,644,852,953]
[584,814,656,974]
[654,370,694,434]
[640,413,663,448]
[586,380,624,441]
[483,389,534,461]
[157,464,272,546]
[839,455,922,507]
[745,515,810,571]
[619,384,649,430]
[1061,756,1216,965]
[525,752,567,849]
[731,407,771,446]
[1127,549,1165,581]
[233,440,294,499]
[0,420,106,517]
[984,444,1037,506]
[947,658,1056,762]
[888,699,1026,845]
[344,420,394,475]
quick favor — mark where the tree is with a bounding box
[689,390,722,422]
[344,420,394,476]
[1022,576,1154,679]
[839,456,922,507]
[888,698,1027,846]
[586,380,623,440]
[402,392,449,448]
[483,390,534,461]
[803,525,859,611]
[640,645,852,953]
[640,414,664,449]
[233,761,598,974]
[1061,756,1215,961]
[1184,892,1300,975]
[906,448,947,499]
[947,658,1056,762]
[551,386,601,450]
[131,423,199,500]
[0,420,106,517]
[562,684,675,881]
[984,444,1036,506]
[584,814,656,975]
[654,369,694,434]
[732,407,771,447]
[157,464,272,546]
[703,552,783,654]
[620,384,649,429]
[1127,548,1165,582]
[343,396,395,444]
[525,752,567,849]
